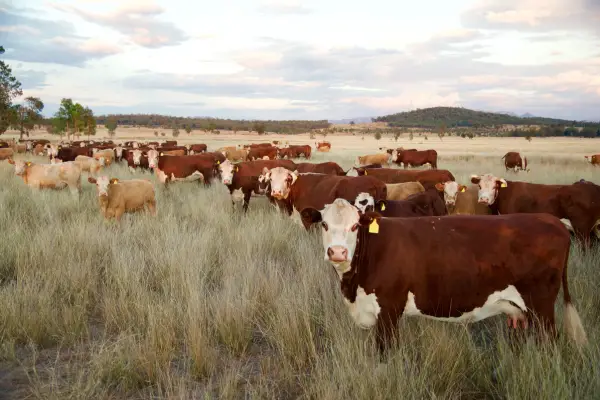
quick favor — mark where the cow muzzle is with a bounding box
[271,190,285,199]
[327,246,348,262]
[222,179,232,185]
[478,197,491,204]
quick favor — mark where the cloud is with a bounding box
[258,1,312,15]
[50,2,188,48]
[13,69,47,89]
[0,4,123,66]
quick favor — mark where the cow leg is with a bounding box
[375,308,400,360]
[146,199,157,216]
[242,190,252,213]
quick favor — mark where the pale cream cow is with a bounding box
[356,153,391,167]
[385,182,425,201]
[88,176,157,221]
[8,159,82,196]
[92,149,115,166]
[74,155,104,176]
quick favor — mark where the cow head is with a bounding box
[132,149,143,165]
[9,159,32,175]
[114,146,124,159]
[435,181,467,207]
[218,159,235,185]
[147,149,159,169]
[25,142,32,151]
[354,192,375,214]
[257,167,271,194]
[391,149,399,162]
[300,198,373,275]
[268,167,297,200]
[471,174,507,205]
[97,157,106,167]
[88,176,118,197]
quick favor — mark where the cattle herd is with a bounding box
[1,136,599,355]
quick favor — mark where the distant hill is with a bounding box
[328,117,374,124]
[373,107,577,128]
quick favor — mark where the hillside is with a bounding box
[373,107,578,128]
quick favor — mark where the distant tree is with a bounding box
[207,122,217,132]
[105,117,118,137]
[82,106,96,138]
[374,131,382,140]
[393,130,401,141]
[10,96,44,139]
[350,121,355,125]
[185,124,192,135]
[172,124,180,137]
[0,45,23,135]
[253,122,266,135]
[525,135,532,142]
[409,132,414,141]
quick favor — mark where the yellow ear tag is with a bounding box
[460,187,466,192]
[364,170,367,175]
[217,160,220,164]
[380,203,386,211]
[160,152,163,156]
[111,179,119,184]
[501,183,507,188]
[26,162,31,166]
[235,167,239,172]
[369,219,379,234]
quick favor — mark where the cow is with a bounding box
[114,145,127,162]
[288,145,311,159]
[8,159,82,196]
[264,168,386,228]
[355,168,455,189]
[54,146,92,162]
[32,144,46,156]
[163,140,177,147]
[502,152,528,172]
[0,148,14,161]
[160,149,186,156]
[354,188,447,217]
[357,153,391,168]
[392,149,438,169]
[9,141,26,154]
[92,148,115,166]
[127,149,151,173]
[88,176,156,221]
[188,144,208,154]
[471,173,600,247]
[154,154,220,186]
[248,146,277,160]
[217,159,297,211]
[435,181,492,216]
[217,146,238,154]
[295,162,346,176]
[385,182,425,201]
[316,142,331,152]
[222,148,249,162]
[299,198,587,353]
[243,143,273,149]
[74,155,104,176]
[584,154,600,166]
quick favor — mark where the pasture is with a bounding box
[0,132,599,399]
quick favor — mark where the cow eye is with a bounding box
[321,222,328,231]
[351,223,359,232]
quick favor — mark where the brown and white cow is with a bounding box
[392,149,438,169]
[294,162,346,176]
[357,153,391,168]
[502,152,528,172]
[188,144,208,154]
[435,181,492,216]
[300,198,587,353]
[584,154,600,166]
[88,176,156,220]
[155,154,219,186]
[316,142,331,152]
[8,159,82,196]
[355,168,455,189]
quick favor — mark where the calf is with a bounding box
[502,152,528,172]
[356,168,455,189]
[354,188,447,217]
[8,159,82,196]
[436,181,492,216]
[316,142,331,152]
[385,181,425,200]
[392,149,438,169]
[188,144,208,154]
[33,144,45,156]
[357,153,391,167]
[74,155,104,176]
[295,162,345,176]
[300,199,587,353]
[93,148,115,166]
[88,176,156,221]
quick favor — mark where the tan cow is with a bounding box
[93,149,115,166]
[385,182,425,200]
[0,148,14,160]
[33,144,46,156]
[88,176,157,221]
[8,159,82,196]
[10,141,26,153]
[217,146,237,154]
[357,153,391,167]
[74,155,104,176]
[223,148,248,162]
[435,181,492,216]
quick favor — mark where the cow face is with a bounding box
[268,167,297,200]
[219,159,235,185]
[391,149,399,162]
[471,174,507,205]
[354,192,375,214]
[147,150,159,169]
[435,181,466,206]
[115,146,124,159]
[10,159,31,175]
[257,167,271,194]
[132,150,143,165]
[300,199,363,274]
[97,157,106,167]
[89,176,116,196]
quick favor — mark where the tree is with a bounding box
[185,124,192,135]
[253,122,266,135]
[350,121,355,125]
[374,131,382,140]
[437,122,446,141]
[172,124,180,137]
[0,45,23,135]
[82,107,96,138]
[525,135,532,142]
[55,98,78,140]
[409,132,414,141]
[394,130,401,141]
[105,117,118,137]
[10,96,44,139]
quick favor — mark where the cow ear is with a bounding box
[497,178,508,188]
[470,175,481,184]
[262,167,269,175]
[435,182,444,192]
[300,208,322,224]
[88,177,97,184]
[290,171,298,184]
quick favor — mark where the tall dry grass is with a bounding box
[0,146,599,399]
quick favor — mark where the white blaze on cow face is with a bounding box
[268,167,297,199]
[219,159,235,185]
[92,176,111,196]
[404,285,527,323]
[436,181,466,206]
[391,149,399,162]
[132,150,143,165]
[354,192,374,214]
[318,198,361,277]
[471,174,507,205]
[115,146,124,159]
[257,167,270,194]
[147,150,159,168]
[97,157,106,167]
[12,160,29,175]
[344,286,381,329]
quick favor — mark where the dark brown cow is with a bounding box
[162,140,177,147]
[471,173,600,247]
[248,146,278,160]
[265,169,387,229]
[243,143,273,149]
[188,144,208,154]
[392,149,438,169]
[354,188,447,217]
[355,168,455,189]
[584,154,600,165]
[155,154,220,186]
[54,146,93,161]
[217,159,297,211]
[300,199,587,353]
[0,141,8,149]
[295,162,346,176]
[502,151,528,172]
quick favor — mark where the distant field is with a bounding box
[0,133,599,398]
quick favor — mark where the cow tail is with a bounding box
[524,157,528,171]
[562,250,587,347]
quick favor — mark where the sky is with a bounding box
[1,0,599,121]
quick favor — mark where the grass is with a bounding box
[0,145,599,399]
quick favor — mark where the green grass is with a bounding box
[0,149,599,399]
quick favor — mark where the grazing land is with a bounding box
[0,129,599,399]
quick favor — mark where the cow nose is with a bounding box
[327,246,348,262]
[478,197,489,204]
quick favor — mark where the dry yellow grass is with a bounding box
[0,131,599,398]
